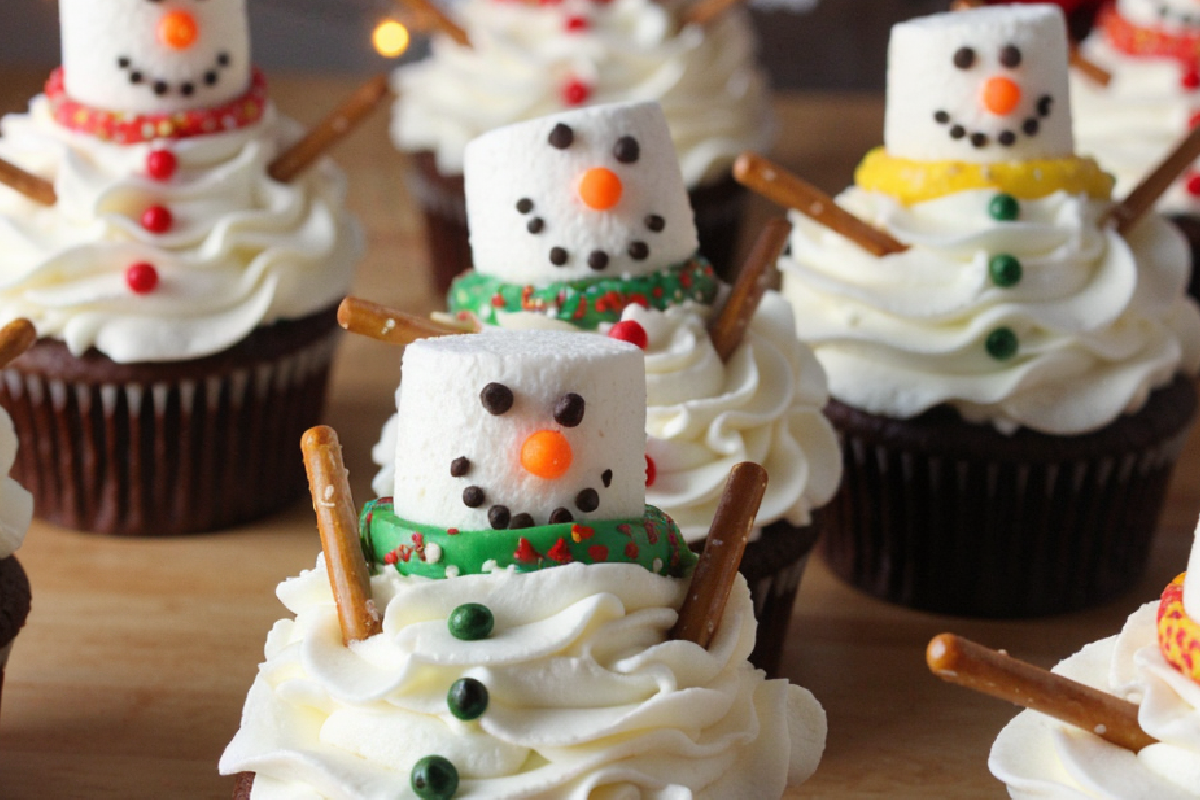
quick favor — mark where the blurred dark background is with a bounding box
[0,0,949,91]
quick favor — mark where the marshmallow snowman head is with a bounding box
[884,4,1074,163]
[1119,0,1200,31]
[463,101,700,285]
[391,329,647,531]
[59,0,252,114]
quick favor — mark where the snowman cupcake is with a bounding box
[990,524,1200,796]
[776,4,1200,615]
[222,328,827,798]
[391,0,773,294]
[377,101,841,674]
[0,0,363,534]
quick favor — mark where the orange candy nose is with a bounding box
[521,430,573,480]
[578,167,623,210]
[159,10,200,50]
[982,76,1022,116]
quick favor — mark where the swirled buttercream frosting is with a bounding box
[219,558,827,798]
[0,92,362,363]
[990,601,1200,798]
[390,0,772,187]
[617,296,841,543]
[780,185,1200,434]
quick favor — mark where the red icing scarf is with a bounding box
[45,67,268,145]
[1101,2,1200,62]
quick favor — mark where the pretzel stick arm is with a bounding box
[671,462,767,648]
[337,296,476,346]
[0,158,56,207]
[709,217,790,363]
[301,426,381,644]
[1104,124,1200,234]
[927,634,1155,753]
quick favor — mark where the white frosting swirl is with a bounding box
[220,559,827,798]
[390,0,772,187]
[622,296,841,543]
[0,96,362,363]
[779,187,1200,434]
[991,601,1200,798]
[1071,35,1200,215]
[0,407,32,560]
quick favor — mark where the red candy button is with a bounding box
[607,319,649,350]
[140,205,173,234]
[145,149,178,181]
[125,262,160,294]
[561,78,592,106]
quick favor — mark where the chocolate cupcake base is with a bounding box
[0,555,32,717]
[820,376,1197,617]
[0,307,341,536]
[232,771,254,799]
[406,151,751,298]
[692,516,820,678]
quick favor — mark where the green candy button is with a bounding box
[448,677,489,721]
[411,755,459,800]
[988,193,1020,222]
[986,326,1019,361]
[448,603,494,641]
[988,254,1022,288]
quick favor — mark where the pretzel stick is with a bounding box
[950,1,1110,86]
[679,0,745,27]
[394,0,471,47]
[671,462,767,648]
[0,158,55,207]
[337,296,476,346]
[734,153,908,257]
[1103,124,1200,234]
[709,217,790,363]
[0,318,37,369]
[268,74,392,184]
[927,633,1155,753]
[301,426,382,644]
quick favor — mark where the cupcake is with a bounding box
[775,4,1200,616]
[0,0,363,534]
[390,0,773,293]
[989,524,1200,796]
[222,329,827,797]
[376,101,842,674]
[1070,0,1200,296]
[0,324,35,715]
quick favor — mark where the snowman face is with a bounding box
[391,330,647,531]
[884,5,1074,163]
[463,101,699,285]
[59,0,251,114]
[1121,0,1200,31]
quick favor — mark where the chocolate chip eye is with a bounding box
[527,217,545,234]
[480,382,514,415]
[549,507,574,524]
[645,214,665,233]
[553,393,585,427]
[953,46,976,70]
[516,198,534,214]
[934,110,950,124]
[451,457,471,477]
[999,44,1022,69]
[217,51,231,67]
[117,56,131,69]
[613,136,640,164]
[548,123,574,150]
[576,488,600,513]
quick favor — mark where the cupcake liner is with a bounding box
[0,555,31,719]
[232,771,254,799]
[691,516,820,678]
[407,151,750,296]
[0,308,340,535]
[820,375,1197,617]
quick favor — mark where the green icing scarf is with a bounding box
[360,499,697,579]
[447,255,719,330]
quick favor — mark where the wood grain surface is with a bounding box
[0,71,1195,799]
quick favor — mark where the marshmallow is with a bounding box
[59,0,252,113]
[1119,0,1200,29]
[464,101,700,284]
[392,329,647,530]
[884,4,1074,163]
